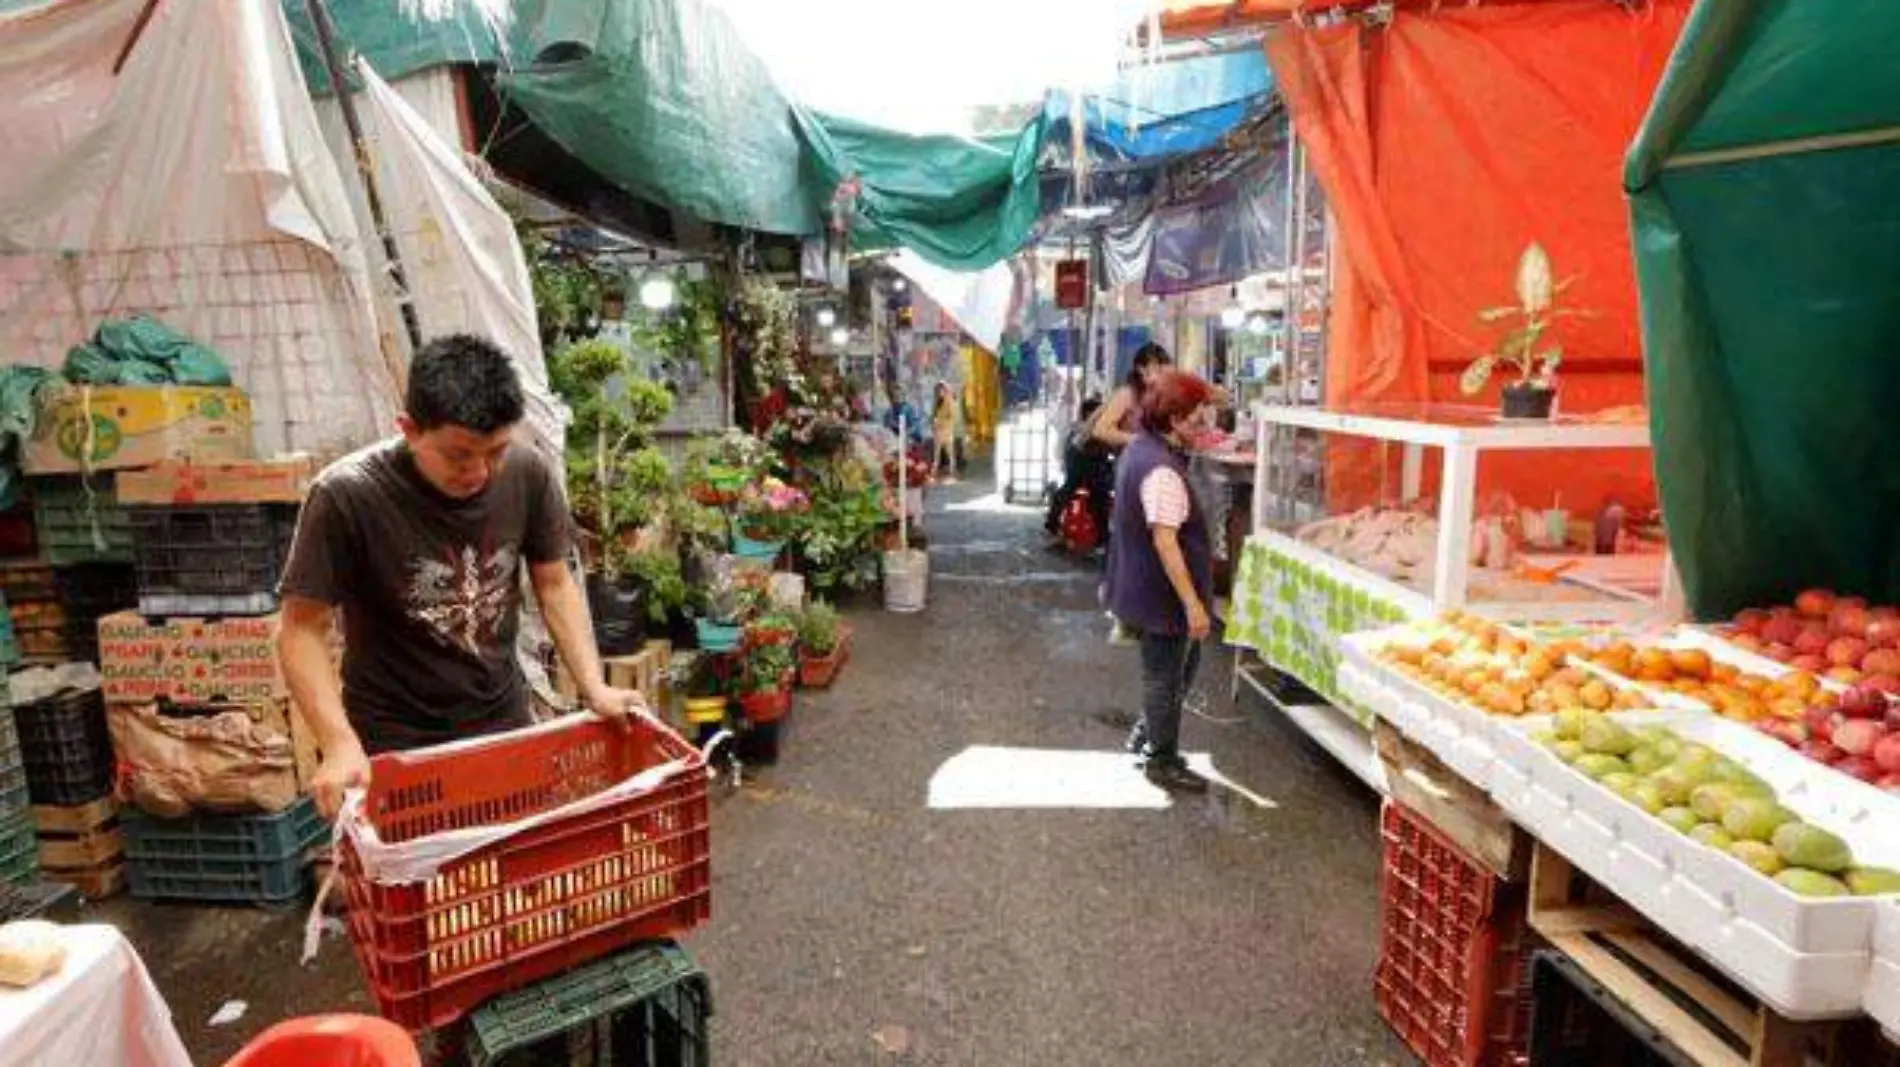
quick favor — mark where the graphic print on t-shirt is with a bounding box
[405,542,519,657]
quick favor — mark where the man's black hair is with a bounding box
[405,334,526,434]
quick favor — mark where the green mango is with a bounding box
[1658,807,1702,835]
[1573,754,1632,781]
[1773,869,1852,898]
[1626,746,1669,776]
[1551,740,1586,764]
[1601,772,1641,797]
[1689,783,1744,824]
[1689,823,1735,851]
[1553,708,1593,742]
[1580,718,1638,757]
[1626,781,1668,816]
[1772,823,1854,874]
[1711,762,1773,797]
[1654,763,1716,807]
[1723,799,1798,844]
[1845,868,1900,896]
[1728,840,1786,877]
[1530,729,1560,747]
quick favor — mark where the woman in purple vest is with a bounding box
[1104,370,1218,792]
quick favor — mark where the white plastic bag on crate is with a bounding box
[300,714,703,963]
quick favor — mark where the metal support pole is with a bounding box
[304,0,423,354]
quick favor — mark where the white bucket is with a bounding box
[883,549,929,613]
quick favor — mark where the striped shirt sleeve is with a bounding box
[1139,467,1191,528]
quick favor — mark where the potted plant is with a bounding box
[792,480,889,596]
[796,600,850,688]
[736,641,796,725]
[1460,242,1589,420]
[547,338,675,648]
[734,478,809,560]
[670,653,733,745]
[696,566,761,652]
[746,611,799,649]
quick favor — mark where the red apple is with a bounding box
[1797,589,1838,619]
[1762,617,1803,647]
[1833,718,1886,757]
[1876,732,1900,774]
[1804,702,1838,737]
[1790,654,1826,672]
[1842,684,1890,718]
[1803,739,1844,763]
[1734,608,1771,635]
[1837,757,1882,783]
[1864,649,1900,677]
[1862,674,1900,696]
[1828,636,1870,667]
[1868,618,1900,649]
[1759,720,1809,748]
[1795,627,1832,656]
[1833,604,1874,638]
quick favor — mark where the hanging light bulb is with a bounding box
[637,249,675,311]
[892,278,908,293]
[816,307,837,329]
[1246,314,1270,336]
[828,327,850,347]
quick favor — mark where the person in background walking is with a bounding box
[1104,370,1219,792]
[931,380,960,480]
[1090,342,1174,452]
[1045,394,1112,548]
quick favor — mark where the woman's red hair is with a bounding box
[1139,370,1216,435]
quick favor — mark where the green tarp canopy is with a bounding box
[1627,0,1900,618]
[281,0,1043,270]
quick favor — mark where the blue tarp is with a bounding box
[1045,51,1275,163]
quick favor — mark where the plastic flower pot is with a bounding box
[799,646,844,688]
[706,465,747,493]
[1500,382,1556,419]
[738,686,790,725]
[732,533,783,561]
[695,619,743,653]
[683,696,729,727]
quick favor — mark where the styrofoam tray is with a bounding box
[1869,901,1900,1041]
[1338,628,1501,791]
[1493,710,1900,1017]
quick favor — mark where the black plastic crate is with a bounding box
[0,562,57,604]
[14,687,112,806]
[122,798,327,904]
[0,807,37,885]
[31,477,133,566]
[468,941,712,1067]
[1527,950,1696,1067]
[128,504,296,615]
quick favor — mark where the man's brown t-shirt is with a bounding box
[279,438,569,753]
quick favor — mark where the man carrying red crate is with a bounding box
[277,334,650,818]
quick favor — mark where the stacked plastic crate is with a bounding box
[12,670,121,897]
[0,561,137,665]
[97,458,326,904]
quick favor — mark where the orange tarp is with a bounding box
[1266,0,1690,517]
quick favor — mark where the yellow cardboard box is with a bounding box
[24,385,254,475]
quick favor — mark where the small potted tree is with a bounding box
[1460,242,1589,420]
[796,600,850,688]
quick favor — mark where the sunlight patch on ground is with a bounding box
[943,493,1042,515]
[926,745,1278,811]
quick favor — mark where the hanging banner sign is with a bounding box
[1054,260,1089,308]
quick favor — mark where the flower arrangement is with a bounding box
[737,477,810,542]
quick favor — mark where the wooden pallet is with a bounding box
[1374,722,1528,881]
[1527,842,1859,1067]
[33,798,125,897]
[555,640,674,713]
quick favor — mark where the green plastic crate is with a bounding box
[122,798,327,904]
[31,477,134,566]
[467,941,712,1067]
[0,807,38,886]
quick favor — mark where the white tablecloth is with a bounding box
[0,924,192,1067]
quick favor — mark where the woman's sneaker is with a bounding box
[1142,754,1208,793]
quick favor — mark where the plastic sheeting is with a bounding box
[1144,159,1289,296]
[1627,0,1900,616]
[325,62,565,460]
[1267,3,1685,515]
[1044,49,1274,162]
[0,924,191,1067]
[0,0,397,461]
[890,250,1014,354]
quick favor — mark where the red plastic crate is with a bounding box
[339,715,710,1031]
[1374,801,1532,1067]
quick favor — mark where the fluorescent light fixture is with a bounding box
[1061,203,1113,221]
[815,307,837,328]
[828,326,850,347]
[637,274,676,311]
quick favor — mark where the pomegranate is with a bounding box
[1867,618,1900,648]
[1863,649,1900,677]
[1831,604,1874,638]
[1832,718,1885,756]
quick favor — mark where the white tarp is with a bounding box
[338,61,565,458]
[891,248,1012,353]
[0,0,399,460]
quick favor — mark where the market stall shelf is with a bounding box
[1870,902,1900,1044]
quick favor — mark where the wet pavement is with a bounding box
[92,462,1414,1066]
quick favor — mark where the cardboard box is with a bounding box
[97,610,285,704]
[115,456,315,506]
[24,385,254,475]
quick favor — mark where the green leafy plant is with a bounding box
[621,547,688,623]
[1461,243,1589,396]
[741,641,797,694]
[633,274,724,374]
[795,483,888,593]
[796,600,841,656]
[518,218,614,345]
[549,338,675,576]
